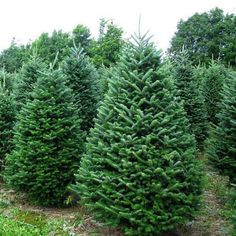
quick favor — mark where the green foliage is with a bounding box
[72,34,203,235]
[97,66,115,98]
[0,69,15,92]
[169,8,236,67]
[31,30,71,67]
[0,215,44,236]
[13,56,46,112]
[4,69,84,206]
[229,188,236,235]
[207,72,236,183]
[31,25,92,68]
[90,19,124,67]
[201,60,228,125]
[0,39,30,73]
[0,85,15,170]
[72,24,92,51]
[0,214,70,236]
[172,51,207,149]
[62,47,100,132]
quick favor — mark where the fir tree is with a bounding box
[62,46,100,132]
[13,56,46,112]
[202,60,228,125]
[0,80,15,171]
[4,69,84,206]
[72,34,203,235]
[173,50,207,149]
[207,72,236,183]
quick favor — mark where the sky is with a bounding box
[0,0,236,52]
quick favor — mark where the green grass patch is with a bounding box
[0,213,70,236]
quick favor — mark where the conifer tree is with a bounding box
[0,80,15,170]
[5,69,84,206]
[72,34,202,235]
[62,46,100,132]
[173,51,207,149]
[202,60,228,125]
[13,56,46,112]
[207,72,236,183]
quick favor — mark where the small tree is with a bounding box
[207,72,236,183]
[5,69,84,206]
[173,51,207,149]
[72,34,202,235]
[62,47,100,133]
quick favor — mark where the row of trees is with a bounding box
[0,19,123,73]
[0,8,235,235]
[169,7,236,67]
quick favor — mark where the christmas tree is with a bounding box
[72,34,203,235]
[173,50,207,149]
[207,72,236,183]
[62,46,100,133]
[5,69,84,206]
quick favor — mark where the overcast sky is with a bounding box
[0,0,235,52]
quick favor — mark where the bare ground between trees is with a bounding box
[0,164,233,236]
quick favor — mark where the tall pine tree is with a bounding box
[207,72,236,183]
[173,50,207,149]
[4,69,84,206]
[72,34,202,235]
[62,46,100,133]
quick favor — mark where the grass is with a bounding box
[0,182,122,236]
[0,183,74,235]
[177,155,234,236]
[0,156,235,236]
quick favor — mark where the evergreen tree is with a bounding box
[72,35,202,235]
[4,69,84,206]
[62,46,100,132]
[0,80,15,171]
[207,72,236,183]
[202,60,228,125]
[173,51,207,149]
[13,56,46,112]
